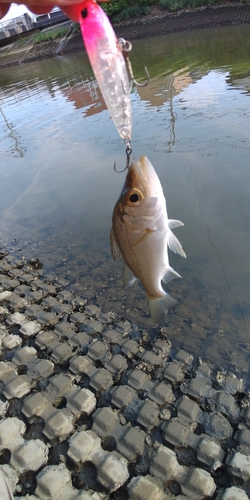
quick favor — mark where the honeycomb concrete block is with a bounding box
[163,362,185,384]
[12,346,37,365]
[111,385,136,409]
[84,320,104,334]
[8,293,27,310]
[0,291,12,303]
[19,321,41,337]
[201,412,233,440]
[69,312,87,325]
[137,400,159,429]
[46,374,73,397]
[150,445,181,481]
[68,332,90,348]
[37,311,59,327]
[149,381,175,405]
[152,339,171,358]
[35,331,58,349]
[22,392,50,418]
[235,428,250,451]
[127,369,149,390]
[90,368,113,392]
[92,407,119,437]
[2,334,22,350]
[3,374,32,399]
[35,464,75,500]
[69,355,94,375]
[176,395,201,422]
[88,341,108,361]
[226,452,250,482]
[174,349,194,366]
[0,417,26,450]
[11,439,49,473]
[116,426,145,461]
[28,359,54,380]
[181,468,216,499]
[197,437,225,468]
[6,312,28,326]
[97,453,129,492]
[68,430,101,464]
[66,388,96,416]
[208,391,240,422]
[161,418,191,448]
[0,464,19,496]
[127,475,163,500]
[105,354,128,375]
[140,350,161,369]
[182,377,213,400]
[43,409,74,441]
[120,338,139,357]
[0,361,16,384]
[215,486,249,500]
[51,343,74,364]
[103,329,123,345]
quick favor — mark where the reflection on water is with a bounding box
[0,25,250,380]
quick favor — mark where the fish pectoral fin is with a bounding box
[110,228,123,261]
[162,266,182,284]
[148,293,177,324]
[123,264,137,289]
[168,229,186,258]
[168,219,184,229]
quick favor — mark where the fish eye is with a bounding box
[126,188,144,206]
[81,8,88,18]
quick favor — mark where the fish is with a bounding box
[65,0,132,140]
[110,156,186,324]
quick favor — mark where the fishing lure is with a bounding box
[66,0,132,141]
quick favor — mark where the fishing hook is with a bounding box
[118,38,150,91]
[114,140,132,173]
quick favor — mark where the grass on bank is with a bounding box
[33,27,68,44]
[103,0,250,19]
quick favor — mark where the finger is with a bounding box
[0,2,10,19]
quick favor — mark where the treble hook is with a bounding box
[114,140,132,173]
[118,38,150,90]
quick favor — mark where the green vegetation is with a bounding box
[33,27,68,44]
[113,5,152,22]
[102,0,250,18]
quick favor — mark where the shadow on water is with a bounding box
[0,25,250,380]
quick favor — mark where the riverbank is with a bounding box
[1,2,250,67]
[0,247,250,499]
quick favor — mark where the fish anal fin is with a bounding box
[168,219,184,229]
[148,293,177,324]
[162,266,182,284]
[168,229,186,258]
[110,228,122,261]
[123,264,137,289]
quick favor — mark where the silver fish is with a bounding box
[110,155,186,323]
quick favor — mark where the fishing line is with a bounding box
[185,153,248,344]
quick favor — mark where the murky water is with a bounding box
[0,25,250,379]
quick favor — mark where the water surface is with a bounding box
[0,25,250,379]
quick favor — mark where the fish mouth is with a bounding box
[128,156,161,198]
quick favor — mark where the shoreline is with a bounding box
[1,2,250,67]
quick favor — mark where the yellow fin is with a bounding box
[148,293,177,324]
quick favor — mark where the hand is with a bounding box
[0,0,108,23]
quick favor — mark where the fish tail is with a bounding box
[148,293,177,324]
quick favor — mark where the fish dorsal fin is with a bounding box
[123,264,137,289]
[168,219,184,229]
[110,228,123,261]
[162,266,182,284]
[168,229,186,258]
